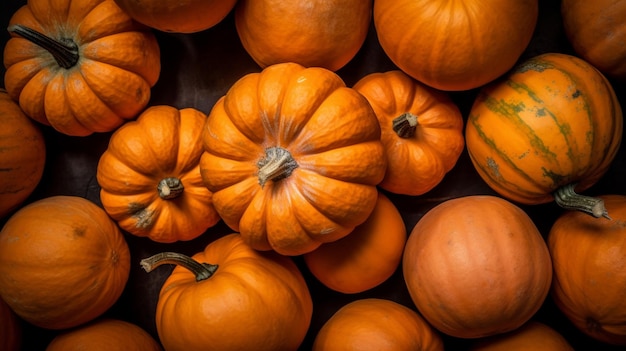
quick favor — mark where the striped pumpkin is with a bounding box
[465,53,623,217]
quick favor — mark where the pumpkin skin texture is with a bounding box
[562,0,626,80]
[97,105,220,243]
[142,233,313,351]
[465,53,623,210]
[3,0,161,136]
[0,296,21,351]
[353,70,464,195]
[373,0,538,91]
[303,192,406,294]
[402,195,552,339]
[312,298,444,351]
[46,318,163,351]
[235,0,372,71]
[0,196,131,330]
[199,62,386,256]
[113,0,237,33]
[469,321,574,351]
[0,89,45,218]
[548,195,626,345]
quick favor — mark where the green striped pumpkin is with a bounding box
[465,53,622,217]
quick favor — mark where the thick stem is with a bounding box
[257,147,298,187]
[392,113,419,138]
[140,252,218,282]
[8,24,79,69]
[157,177,185,200]
[553,183,610,219]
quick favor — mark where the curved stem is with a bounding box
[140,252,218,282]
[8,24,79,69]
[157,177,185,200]
[257,147,298,187]
[553,183,610,219]
[392,113,418,138]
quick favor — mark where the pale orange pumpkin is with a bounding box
[469,321,574,351]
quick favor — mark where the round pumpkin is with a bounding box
[469,321,574,351]
[312,298,444,351]
[3,0,161,136]
[141,233,313,351]
[548,195,626,345]
[0,88,46,218]
[373,0,538,91]
[562,0,626,80]
[235,0,372,71]
[0,196,131,330]
[403,195,552,338]
[0,296,21,351]
[46,318,162,351]
[465,53,623,216]
[199,62,387,256]
[353,70,464,195]
[97,105,221,243]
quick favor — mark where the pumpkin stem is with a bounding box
[257,146,298,187]
[140,252,218,282]
[392,113,418,138]
[8,24,79,69]
[157,177,185,200]
[553,183,610,219]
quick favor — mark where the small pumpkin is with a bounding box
[97,105,221,243]
[465,53,623,217]
[0,88,46,218]
[469,321,574,351]
[141,233,313,351]
[312,298,444,351]
[3,0,161,136]
[403,195,552,338]
[0,196,131,330]
[199,62,386,256]
[0,296,21,351]
[353,70,464,195]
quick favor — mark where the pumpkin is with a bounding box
[469,321,574,351]
[199,62,386,256]
[353,70,464,195]
[0,88,46,218]
[3,0,161,136]
[561,0,626,80]
[0,195,130,330]
[403,195,552,338]
[97,105,221,243]
[465,53,623,217]
[46,318,162,351]
[548,194,626,345]
[141,233,313,351]
[0,296,21,351]
[113,0,237,33]
[373,0,538,91]
[235,0,372,71]
[312,298,444,351]
[303,191,406,294]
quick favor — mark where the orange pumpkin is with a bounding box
[0,88,46,218]
[46,318,162,351]
[97,105,221,243]
[466,53,623,216]
[469,321,574,351]
[0,196,131,330]
[0,296,21,351]
[403,195,552,338]
[3,0,161,136]
[303,191,406,294]
[353,70,464,195]
[141,233,313,351]
[312,298,444,351]
[548,195,626,345]
[235,0,372,71]
[373,0,538,91]
[199,62,386,256]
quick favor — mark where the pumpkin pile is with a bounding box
[1,0,626,350]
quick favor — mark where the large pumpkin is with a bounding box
[0,196,130,330]
[0,88,46,218]
[353,70,464,195]
[0,296,21,351]
[403,195,552,338]
[465,53,623,216]
[548,195,626,345]
[3,0,161,136]
[199,62,387,256]
[469,321,574,351]
[141,233,313,351]
[97,105,221,243]
[373,0,538,91]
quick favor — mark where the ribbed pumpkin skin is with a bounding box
[469,321,574,351]
[466,53,623,205]
[0,296,21,351]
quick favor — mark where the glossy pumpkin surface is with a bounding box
[469,321,574,351]
[97,105,220,243]
[0,296,21,351]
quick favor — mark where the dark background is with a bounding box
[1,0,625,350]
